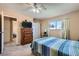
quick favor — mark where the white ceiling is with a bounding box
[0,3,79,19]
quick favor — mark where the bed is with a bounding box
[31,37,79,56]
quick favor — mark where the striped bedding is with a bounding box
[32,37,79,56]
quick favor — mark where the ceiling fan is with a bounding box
[26,3,47,9]
[24,3,47,13]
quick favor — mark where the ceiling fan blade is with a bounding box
[40,4,47,10]
[16,3,31,8]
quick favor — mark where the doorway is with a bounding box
[4,17,13,44]
[33,23,40,40]
[0,15,17,54]
[4,16,17,46]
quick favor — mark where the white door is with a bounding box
[33,23,40,40]
[0,15,2,53]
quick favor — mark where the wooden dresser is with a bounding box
[21,28,33,45]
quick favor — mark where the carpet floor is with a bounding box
[0,43,34,56]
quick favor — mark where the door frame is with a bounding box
[0,13,17,53]
[0,15,2,53]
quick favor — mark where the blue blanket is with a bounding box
[32,37,79,56]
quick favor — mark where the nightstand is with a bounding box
[41,32,48,37]
[43,34,48,37]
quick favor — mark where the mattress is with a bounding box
[32,37,79,56]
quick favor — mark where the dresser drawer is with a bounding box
[24,37,33,40]
[25,34,32,37]
[22,28,32,32]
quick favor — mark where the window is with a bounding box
[49,20,62,30]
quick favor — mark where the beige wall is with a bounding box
[0,7,33,44]
[40,10,79,40]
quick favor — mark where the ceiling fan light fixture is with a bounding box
[32,8,40,13]
[29,3,46,13]
[36,9,40,13]
[32,8,36,12]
